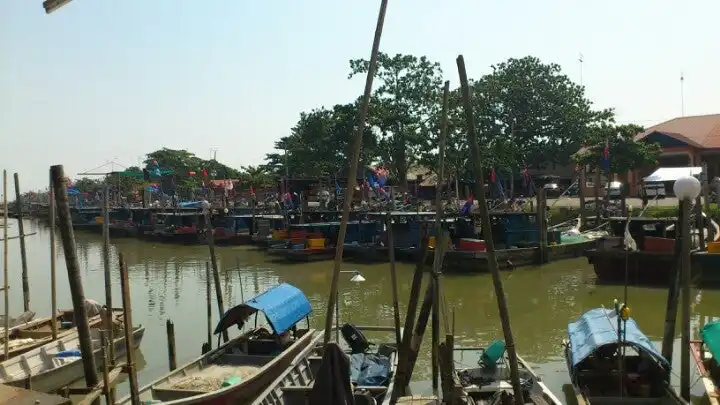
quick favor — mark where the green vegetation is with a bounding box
[68,53,664,200]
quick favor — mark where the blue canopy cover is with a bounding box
[214,283,311,335]
[567,308,668,369]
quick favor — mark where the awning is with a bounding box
[643,167,702,182]
[701,320,720,361]
[567,308,668,368]
[214,283,311,335]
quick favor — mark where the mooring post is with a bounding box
[457,55,524,405]
[679,198,692,400]
[102,183,115,369]
[166,319,177,371]
[661,202,683,363]
[206,262,212,351]
[203,207,228,343]
[50,165,99,403]
[99,330,111,405]
[537,188,549,264]
[118,253,140,405]
[13,173,30,312]
[385,214,401,348]
[3,170,9,360]
[49,171,58,341]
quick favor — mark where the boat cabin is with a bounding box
[70,207,103,229]
[153,211,205,238]
[566,308,677,402]
[484,212,558,248]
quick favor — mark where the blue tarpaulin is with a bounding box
[567,308,668,368]
[214,283,311,335]
[350,353,391,386]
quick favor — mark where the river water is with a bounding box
[0,219,717,403]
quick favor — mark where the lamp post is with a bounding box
[673,175,701,401]
[336,270,366,342]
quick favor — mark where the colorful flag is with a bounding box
[601,139,610,172]
[460,194,474,216]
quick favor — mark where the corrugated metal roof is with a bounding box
[635,114,720,148]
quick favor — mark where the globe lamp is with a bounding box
[673,176,701,201]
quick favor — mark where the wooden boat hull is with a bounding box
[691,252,720,285]
[584,249,677,285]
[214,233,253,246]
[691,340,719,405]
[342,244,389,263]
[252,326,400,405]
[269,248,336,262]
[0,309,122,362]
[442,240,594,273]
[0,326,145,393]
[119,329,318,405]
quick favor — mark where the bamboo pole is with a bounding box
[203,210,228,343]
[49,171,57,340]
[13,173,30,312]
[386,214,401,348]
[456,55,524,405]
[3,170,8,360]
[118,253,140,405]
[99,330,111,405]
[661,202,682,363]
[102,183,115,368]
[0,233,37,241]
[323,0,389,345]
[206,262,212,350]
[50,165,99,402]
[431,80,451,395]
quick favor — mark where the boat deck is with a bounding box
[164,363,262,392]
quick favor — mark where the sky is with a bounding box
[1,0,718,192]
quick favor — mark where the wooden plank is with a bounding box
[70,365,123,404]
[0,384,71,405]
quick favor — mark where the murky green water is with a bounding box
[0,219,717,403]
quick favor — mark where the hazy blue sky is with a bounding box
[1,0,718,191]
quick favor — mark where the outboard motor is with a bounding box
[340,323,372,354]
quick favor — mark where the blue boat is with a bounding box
[120,283,318,405]
[563,307,685,405]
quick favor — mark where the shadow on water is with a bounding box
[0,220,718,402]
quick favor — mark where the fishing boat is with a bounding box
[0,311,35,332]
[563,307,685,405]
[212,214,254,245]
[152,210,205,244]
[267,222,344,262]
[453,340,563,405]
[252,324,399,405]
[0,307,123,362]
[690,319,720,405]
[0,322,145,393]
[251,215,286,248]
[69,207,103,231]
[117,283,316,405]
[442,212,597,273]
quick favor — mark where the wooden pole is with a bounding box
[3,170,8,360]
[99,330,111,405]
[118,253,140,405]
[13,173,30,312]
[166,319,177,371]
[661,203,683,363]
[49,171,58,341]
[680,198,691,401]
[578,168,587,229]
[236,258,245,302]
[431,80,451,395]
[206,262,212,350]
[323,0,388,345]
[50,165,100,399]
[102,183,115,366]
[203,210,228,343]
[702,162,712,240]
[386,214,401,348]
[457,55,524,405]
[696,196,705,250]
[537,188,548,264]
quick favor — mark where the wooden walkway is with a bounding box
[0,384,71,405]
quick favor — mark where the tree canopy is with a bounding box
[264,53,650,187]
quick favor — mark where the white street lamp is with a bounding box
[673,176,701,201]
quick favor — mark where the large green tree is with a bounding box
[349,53,444,189]
[573,123,661,173]
[263,102,377,178]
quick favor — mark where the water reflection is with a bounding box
[0,220,717,401]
